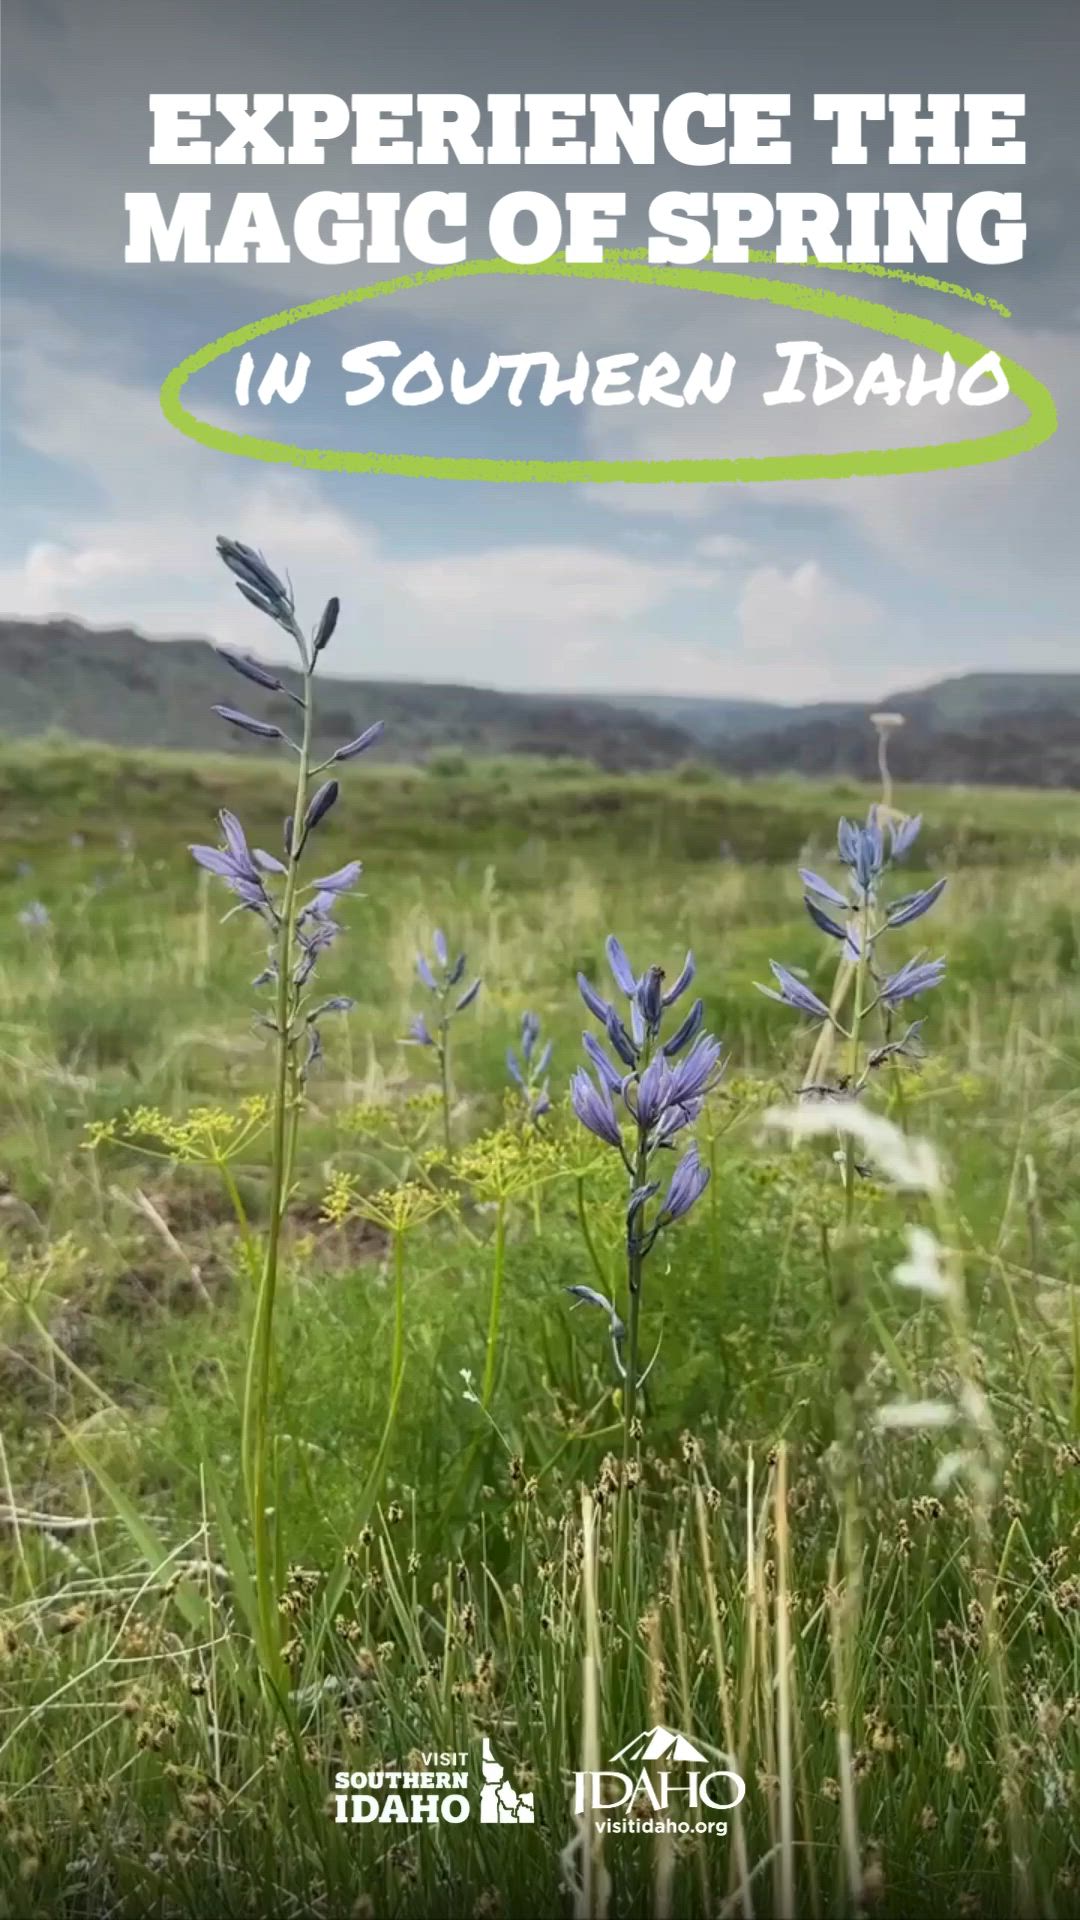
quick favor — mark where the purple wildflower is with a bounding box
[667,1032,724,1108]
[662,997,704,1057]
[565,1284,627,1372]
[799,868,849,909]
[332,722,385,762]
[507,1010,553,1126]
[606,935,637,997]
[313,597,339,655]
[568,930,724,1405]
[216,649,286,694]
[662,952,696,1006]
[578,970,614,1026]
[756,962,832,1021]
[880,955,946,1007]
[307,861,362,895]
[885,878,947,928]
[190,809,273,918]
[410,930,483,1150]
[634,1054,673,1130]
[303,781,339,836]
[890,814,923,860]
[804,896,847,941]
[838,810,885,893]
[254,848,287,876]
[660,1142,711,1222]
[637,965,665,1034]
[566,1281,624,1330]
[583,1030,624,1093]
[605,1006,639,1070]
[570,1067,623,1151]
[212,705,285,742]
[216,536,296,634]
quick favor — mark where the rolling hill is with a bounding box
[0,619,698,772]
[3,618,1080,787]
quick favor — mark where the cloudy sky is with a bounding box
[1,0,1076,701]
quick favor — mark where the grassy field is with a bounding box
[1,743,1079,1919]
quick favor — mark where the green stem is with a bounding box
[480,1196,506,1408]
[931,1196,1033,1919]
[241,666,314,1682]
[356,1227,407,1518]
[216,1158,258,1279]
[622,1135,649,1464]
[438,1019,452,1157]
[575,1174,611,1297]
[707,1125,721,1286]
[22,1301,119,1413]
[831,900,870,1886]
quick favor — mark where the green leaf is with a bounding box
[66,1430,208,1631]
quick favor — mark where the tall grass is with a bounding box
[1,751,1079,1916]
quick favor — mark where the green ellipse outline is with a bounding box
[158,249,1057,483]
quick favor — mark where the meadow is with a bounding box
[1,722,1079,1920]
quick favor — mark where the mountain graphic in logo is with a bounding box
[611,1726,709,1767]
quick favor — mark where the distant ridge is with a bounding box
[2,618,1080,787]
[0,618,697,773]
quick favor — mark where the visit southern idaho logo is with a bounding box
[333,1738,534,1827]
[573,1724,745,1834]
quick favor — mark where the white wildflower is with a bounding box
[893,1226,956,1301]
[762,1104,942,1193]
[932,1449,973,1490]
[877,1399,956,1431]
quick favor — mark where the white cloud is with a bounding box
[695,532,751,561]
[734,561,883,697]
[0,301,731,690]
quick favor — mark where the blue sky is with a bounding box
[1,0,1076,700]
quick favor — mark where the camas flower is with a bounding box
[838,810,885,894]
[216,648,286,694]
[579,938,697,1058]
[662,997,705,1057]
[408,929,483,1149]
[570,1065,624,1151]
[890,814,923,860]
[756,961,831,1022]
[212,705,286,742]
[332,722,385,762]
[190,810,274,920]
[885,878,947,928]
[660,1142,710,1222]
[569,932,722,1388]
[507,1011,553,1124]
[415,932,481,1012]
[217,536,297,634]
[880,955,946,1007]
[307,860,362,896]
